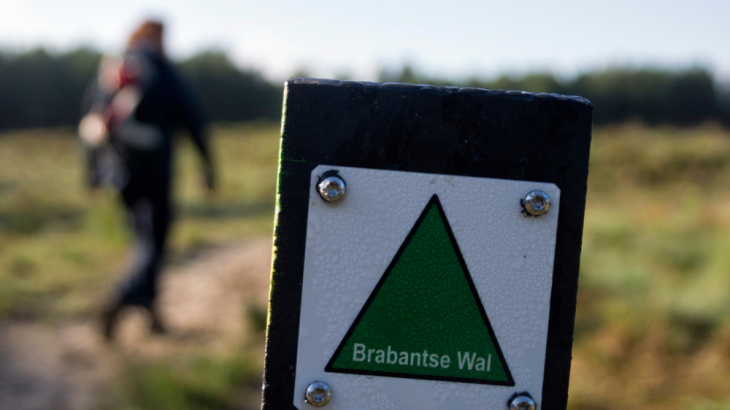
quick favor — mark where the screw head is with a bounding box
[317,175,346,202]
[522,190,550,217]
[305,381,331,407]
[509,395,536,410]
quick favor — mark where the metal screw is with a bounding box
[509,394,536,410]
[521,190,550,217]
[305,381,331,407]
[317,173,346,202]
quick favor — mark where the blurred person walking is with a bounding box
[78,20,214,339]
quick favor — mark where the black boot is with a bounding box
[149,305,166,335]
[100,297,125,340]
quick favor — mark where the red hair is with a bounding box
[127,20,164,54]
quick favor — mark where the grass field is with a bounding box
[0,122,279,321]
[1,122,729,409]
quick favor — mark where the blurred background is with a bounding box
[0,1,729,409]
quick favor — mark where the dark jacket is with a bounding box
[81,49,212,192]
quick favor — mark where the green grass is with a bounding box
[579,123,730,338]
[570,123,730,409]
[119,349,263,410]
[2,121,730,409]
[0,122,280,320]
[0,122,277,410]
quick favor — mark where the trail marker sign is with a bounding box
[326,194,513,386]
[263,79,592,410]
[294,165,559,409]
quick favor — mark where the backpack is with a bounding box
[79,52,163,188]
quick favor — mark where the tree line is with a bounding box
[379,65,729,127]
[0,47,727,131]
[0,48,282,131]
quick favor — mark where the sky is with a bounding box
[0,0,728,84]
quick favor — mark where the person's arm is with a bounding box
[170,70,215,191]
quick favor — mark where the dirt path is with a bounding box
[0,239,273,410]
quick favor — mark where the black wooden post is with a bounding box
[263,78,592,410]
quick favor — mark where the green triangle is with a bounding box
[325,195,514,386]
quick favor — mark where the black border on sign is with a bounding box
[324,194,515,386]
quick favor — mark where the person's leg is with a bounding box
[102,187,171,338]
[120,197,160,308]
[140,188,172,332]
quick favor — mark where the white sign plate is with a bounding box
[294,165,560,410]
